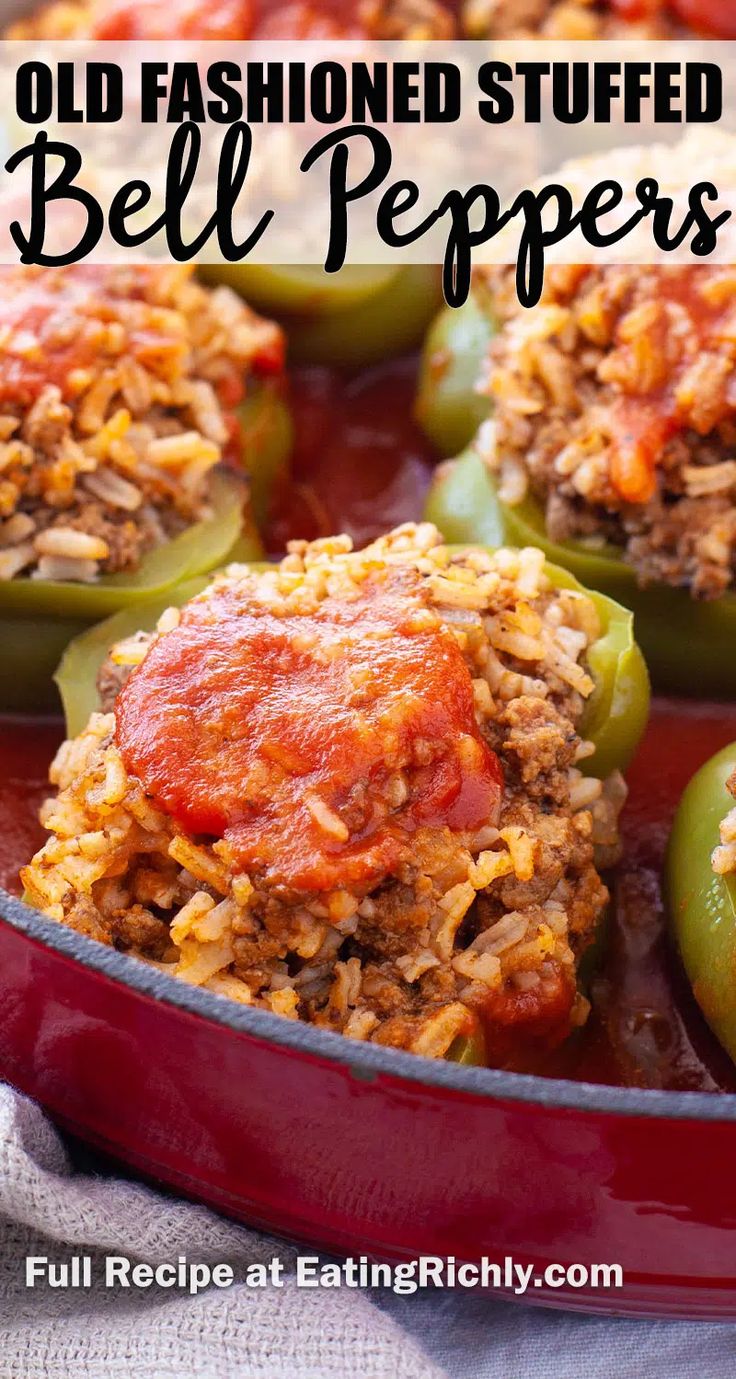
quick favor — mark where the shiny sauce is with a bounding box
[602,267,736,503]
[2,354,736,1090]
[115,568,503,891]
[0,266,255,409]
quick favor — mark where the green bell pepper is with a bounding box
[668,743,736,1066]
[280,266,443,369]
[414,291,496,457]
[0,471,262,715]
[237,380,294,527]
[446,1027,487,1066]
[205,264,441,370]
[199,265,400,318]
[427,445,736,698]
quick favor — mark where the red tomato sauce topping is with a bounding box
[115,568,503,893]
[92,0,255,38]
[0,266,191,408]
[0,265,282,412]
[599,267,736,504]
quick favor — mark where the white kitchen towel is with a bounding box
[1,1079,735,1379]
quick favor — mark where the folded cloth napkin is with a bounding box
[2,1081,736,1379]
[0,1084,442,1379]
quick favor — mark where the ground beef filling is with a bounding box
[484,264,736,598]
[22,525,622,1065]
[115,568,504,893]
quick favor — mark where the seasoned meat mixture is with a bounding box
[482,265,736,598]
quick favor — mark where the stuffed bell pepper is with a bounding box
[0,263,294,710]
[426,265,736,696]
[24,522,647,1069]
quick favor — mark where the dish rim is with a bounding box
[5,886,736,1123]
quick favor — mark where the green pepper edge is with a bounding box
[438,540,649,781]
[414,292,497,458]
[200,264,401,318]
[446,1025,487,1066]
[237,382,294,528]
[667,743,736,1065]
[0,469,262,621]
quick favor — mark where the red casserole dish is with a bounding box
[1,871,736,1322]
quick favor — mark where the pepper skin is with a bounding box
[446,1026,487,1065]
[256,267,443,369]
[203,264,440,369]
[426,445,736,698]
[237,381,294,527]
[200,265,400,318]
[415,291,496,457]
[668,743,736,1067]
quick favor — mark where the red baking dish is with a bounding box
[1,880,736,1320]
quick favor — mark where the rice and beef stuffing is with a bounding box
[713,773,736,877]
[482,264,736,600]
[22,522,625,1066]
[0,264,283,584]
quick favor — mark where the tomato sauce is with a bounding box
[267,359,436,551]
[0,719,63,895]
[115,568,503,892]
[2,350,736,1088]
[92,0,256,38]
[0,266,187,408]
[604,267,736,504]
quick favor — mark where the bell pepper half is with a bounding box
[57,538,648,780]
